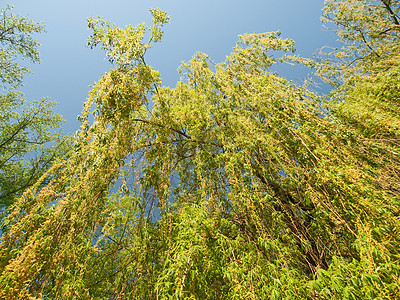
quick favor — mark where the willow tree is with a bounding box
[0,3,399,300]
[321,0,400,199]
[0,5,67,212]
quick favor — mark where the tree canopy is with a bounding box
[0,2,399,299]
[0,5,68,213]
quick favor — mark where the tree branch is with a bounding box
[381,0,400,25]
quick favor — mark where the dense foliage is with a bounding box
[0,5,68,213]
[0,1,399,299]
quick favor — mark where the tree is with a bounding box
[0,3,399,299]
[319,0,400,86]
[321,0,400,203]
[0,5,68,212]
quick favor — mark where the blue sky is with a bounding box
[9,0,339,133]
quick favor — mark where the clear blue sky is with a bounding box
[9,0,339,134]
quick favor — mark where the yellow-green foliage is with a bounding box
[0,3,399,299]
[0,5,68,213]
